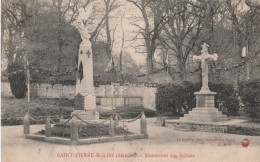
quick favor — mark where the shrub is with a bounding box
[156,82,198,115]
[238,79,260,119]
[7,63,27,99]
[209,82,239,116]
[156,83,182,115]
[182,81,201,111]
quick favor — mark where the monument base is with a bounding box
[74,93,99,121]
[179,91,228,123]
[181,108,228,123]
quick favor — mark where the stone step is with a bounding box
[180,117,228,123]
[184,113,226,118]
[188,111,223,115]
[191,108,220,111]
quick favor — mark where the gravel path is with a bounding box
[2,118,260,162]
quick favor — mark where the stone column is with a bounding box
[73,39,99,120]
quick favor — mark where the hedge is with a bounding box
[156,81,239,116]
[238,79,260,119]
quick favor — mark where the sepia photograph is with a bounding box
[1,0,260,161]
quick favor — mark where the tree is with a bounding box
[158,0,207,80]
[215,0,260,82]
[102,0,120,60]
[2,0,35,98]
[119,5,126,72]
[126,0,167,74]
[2,0,30,65]
[51,0,81,72]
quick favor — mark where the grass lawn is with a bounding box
[1,96,74,118]
[1,96,155,126]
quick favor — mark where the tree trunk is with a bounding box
[178,57,187,80]
[57,0,63,72]
[105,0,112,60]
[146,54,153,74]
[179,63,186,80]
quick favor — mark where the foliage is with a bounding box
[209,82,239,116]
[156,81,239,116]
[238,79,260,119]
[156,82,199,115]
[7,63,27,99]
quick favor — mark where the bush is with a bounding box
[209,82,239,116]
[156,82,198,115]
[156,81,239,116]
[238,79,260,119]
[7,63,27,99]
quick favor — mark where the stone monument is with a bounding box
[180,43,227,123]
[72,1,99,120]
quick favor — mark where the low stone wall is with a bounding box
[1,82,157,111]
[1,82,12,97]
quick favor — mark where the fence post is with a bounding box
[140,113,147,135]
[109,117,115,137]
[45,117,51,137]
[70,115,78,141]
[23,113,30,135]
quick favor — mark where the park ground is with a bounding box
[1,97,260,162]
[2,117,260,162]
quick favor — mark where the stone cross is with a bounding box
[193,43,218,92]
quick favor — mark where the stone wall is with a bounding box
[1,82,157,111]
[1,82,12,97]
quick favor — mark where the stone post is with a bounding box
[140,113,147,135]
[23,113,30,134]
[45,117,51,137]
[162,118,166,127]
[109,117,115,137]
[70,115,78,141]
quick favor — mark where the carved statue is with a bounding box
[72,1,96,41]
